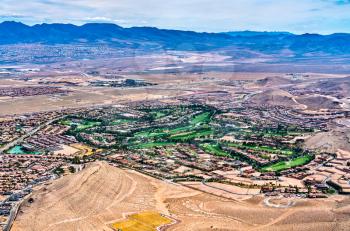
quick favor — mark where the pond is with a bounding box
[7,145,40,155]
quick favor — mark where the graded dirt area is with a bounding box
[11,162,350,231]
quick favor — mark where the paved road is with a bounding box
[0,116,66,155]
[3,196,22,231]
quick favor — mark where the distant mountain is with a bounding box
[1,21,350,55]
[0,21,233,50]
[223,31,293,37]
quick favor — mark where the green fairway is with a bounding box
[110,119,134,125]
[60,119,101,130]
[200,143,230,157]
[134,115,213,141]
[134,130,168,138]
[133,142,176,149]
[190,112,212,125]
[261,155,313,172]
[76,121,101,130]
[59,119,73,126]
[227,143,294,155]
[170,129,213,141]
[152,111,167,119]
[131,109,215,145]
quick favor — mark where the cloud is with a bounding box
[0,14,27,19]
[85,17,113,22]
[0,0,349,33]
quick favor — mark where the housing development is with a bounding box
[1,64,350,230]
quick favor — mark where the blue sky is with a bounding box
[0,0,350,34]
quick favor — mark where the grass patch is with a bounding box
[60,119,101,130]
[109,119,134,125]
[134,130,168,138]
[261,155,313,172]
[190,112,212,125]
[200,143,230,157]
[170,129,213,141]
[227,143,294,155]
[133,142,176,149]
[166,125,193,134]
[151,111,167,119]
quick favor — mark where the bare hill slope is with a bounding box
[305,128,350,153]
[11,161,350,231]
[256,76,295,87]
[249,89,300,107]
[11,161,193,231]
[296,95,341,110]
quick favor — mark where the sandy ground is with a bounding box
[53,145,79,156]
[1,71,346,116]
[11,162,350,231]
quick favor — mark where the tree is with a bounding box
[53,167,64,176]
[68,166,76,173]
[295,186,299,194]
[72,156,81,164]
[307,185,312,194]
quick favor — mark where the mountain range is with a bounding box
[1,21,350,55]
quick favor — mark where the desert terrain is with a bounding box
[11,161,350,231]
[0,66,348,116]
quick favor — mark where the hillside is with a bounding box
[11,161,350,231]
[255,76,296,87]
[305,128,350,153]
[296,95,342,110]
[11,161,195,231]
[310,77,350,98]
[249,89,300,107]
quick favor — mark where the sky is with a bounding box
[0,0,350,34]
